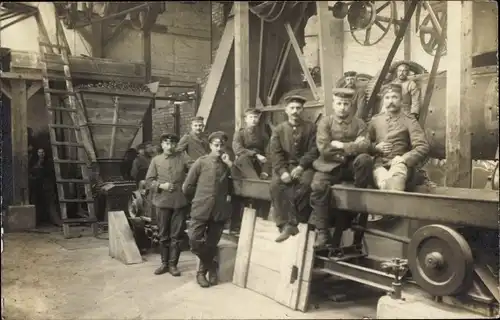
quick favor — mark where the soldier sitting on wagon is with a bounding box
[269,95,319,243]
[369,83,430,191]
[176,116,211,164]
[310,88,373,249]
[231,108,271,180]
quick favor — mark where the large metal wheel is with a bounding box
[418,4,447,56]
[408,224,474,297]
[349,1,397,46]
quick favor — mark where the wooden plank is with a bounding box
[445,1,473,188]
[9,50,146,79]
[26,81,42,99]
[0,79,12,99]
[316,1,339,116]
[234,0,250,133]
[10,79,29,205]
[232,207,257,288]
[109,96,120,158]
[142,27,153,143]
[91,21,104,58]
[108,211,143,265]
[196,17,234,126]
[297,230,315,312]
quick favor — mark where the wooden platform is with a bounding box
[232,207,315,312]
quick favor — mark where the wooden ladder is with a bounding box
[37,19,97,238]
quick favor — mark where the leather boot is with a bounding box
[314,229,331,248]
[275,224,299,243]
[154,245,169,275]
[168,243,181,277]
[207,259,219,286]
[196,259,210,288]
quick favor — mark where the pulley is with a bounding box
[346,1,397,46]
[407,224,474,297]
[418,2,447,56]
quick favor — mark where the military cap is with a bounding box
[332,87,356,99]
[160,133,180,143]
[380,83,403,96]
[244,108,262,116]
[344,71,357,77]
[192,116,204,122]
[284,94,307,105]
[208,131,228,143]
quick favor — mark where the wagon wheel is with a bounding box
[418,6,447,56]
[350,1,397,46]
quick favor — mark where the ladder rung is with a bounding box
[51,141,84,147]
[49,124,80,130]
[44,88,76,96]
[63,218,97,224]
[48,107,77,113]
[57,179,90,184]
[39,41,67,49]
[53,159,87,164]
[59,198,94,203]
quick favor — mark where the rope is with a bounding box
[249,1,288,23]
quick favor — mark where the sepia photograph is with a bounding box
[0,1,498,319]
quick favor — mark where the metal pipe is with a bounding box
[351,225,411,244]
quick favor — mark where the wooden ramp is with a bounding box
[233,207,315,312]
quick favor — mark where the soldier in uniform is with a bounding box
[231,108,270,180]
[369,83,430,191]
[131,141,154,186]
[182,131,233,288]
[391,62,422,119]
[269,95,318,243]
[310,88,373,248]
[145,133,190,277]
[342,71,368,121]
[177,116,211,164]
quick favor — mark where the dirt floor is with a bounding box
[2,227,379,320]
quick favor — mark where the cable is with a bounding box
[249,1,288,23]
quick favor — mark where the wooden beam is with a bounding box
[445,1,473,188]
[10,79,29,205]
[142,29,153,142]
[403,1,412,60]
[317,1,337,116]
[234,1,250,131]
[104,18,128,46]
[1,79,12,100]
[91,21,103,58]
[26,81,42,99]
[196,17,235,126]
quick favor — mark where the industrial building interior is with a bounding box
[0,1,498,319]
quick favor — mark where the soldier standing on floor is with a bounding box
[269,95,318,243]
[182,131,233,288]
[145,133,190,277]
[177,116,211,164]
[369,83,429,191]
[131,142,155,186]
[309,88,373,249]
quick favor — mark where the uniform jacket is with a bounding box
[392,79,421,115]
[353,88,367,121]
[368,111,429,168]
[176,132,210,163]
[145,152,190,209]
[314,115,370,172]
[269,119,318,175]
[232,126,270,158]
[182,154,232,222]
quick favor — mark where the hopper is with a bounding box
[74,88,153,177]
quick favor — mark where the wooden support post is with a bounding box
[142,29,153,142]
[445,1,473,188]
[316,1,338,116]
[10,79,29,205]
[403,1,412,60]
[91,21,103,58]
[234,1,250,131]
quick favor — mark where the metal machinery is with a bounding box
[127,87,198,251]
[202,0,498,317]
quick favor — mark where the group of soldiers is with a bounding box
[129,61,430,289]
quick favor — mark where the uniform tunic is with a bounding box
[353,88,368,121]
[177,132,211,163]
[232,126,270,179]
[368,111,430,190]
[131,153,151,185]
[392,79,421,116]
[269,119,318,227]
[310,115,373,229]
